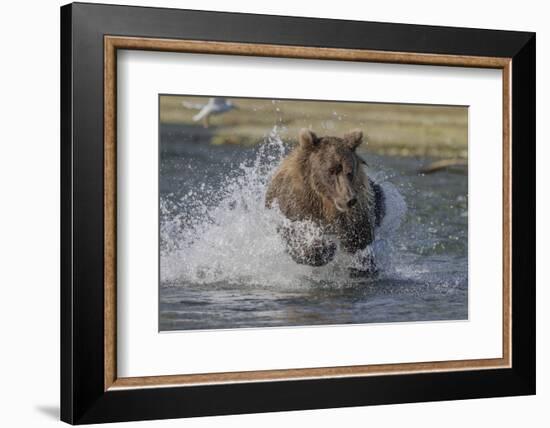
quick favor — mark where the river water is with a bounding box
[159,125,468,331]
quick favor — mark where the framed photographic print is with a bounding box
[60,2,536,424]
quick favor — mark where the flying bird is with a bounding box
[182,97,237,128]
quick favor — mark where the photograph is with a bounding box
[159,95,469,331]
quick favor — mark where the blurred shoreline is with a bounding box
[160,96,468,159]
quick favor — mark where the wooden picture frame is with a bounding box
[61,2,535,424]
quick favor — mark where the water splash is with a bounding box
[160,127,406,290]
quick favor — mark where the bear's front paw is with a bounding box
[348,252,378,278]
[288,240,336,267]
[348,265,378,278]
[308,241,337,267]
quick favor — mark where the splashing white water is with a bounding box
[160,128,406,289]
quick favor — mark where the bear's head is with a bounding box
[298,128,365,213]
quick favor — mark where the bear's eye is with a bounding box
[329,165,342,175]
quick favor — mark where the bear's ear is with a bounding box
[298,129,319,150]
[344,130,363,150]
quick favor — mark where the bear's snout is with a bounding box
[334,192,356,212]
[333,174,357,212]
[347,197,358,208]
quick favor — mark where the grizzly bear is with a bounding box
[265,129,385,272]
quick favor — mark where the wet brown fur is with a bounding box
[266,129,380,266]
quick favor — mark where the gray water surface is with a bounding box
[159,125,468,331]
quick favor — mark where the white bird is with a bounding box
[182,97,237,128]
